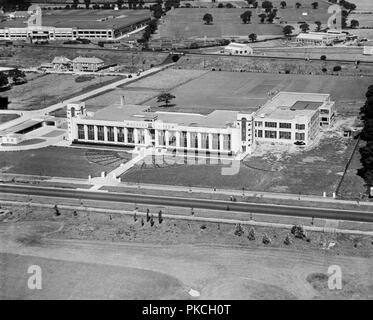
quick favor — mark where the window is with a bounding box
[117,127,124,142]
[223,134,231,150]
[255,121,263,127]
[265,130,277,139]
[158,130,165,146]
[201,133,208,149]
[279,131,291,139]
[168,131,176,146]
[107,126,114,142]
[257,130,263,138]
[180,131,187,148]
[78,124,85,140]
[212,133,219,149]
[295,132,305,141]
[87,125,94,140]
[296,124,305,130]
[321,117,328,122]
[127,128,134,143]
[137,129,145,144]
[190,132,198,149]
[320,109,329,114]
[265,122,277,128]
[279,123,291,129]
[97,126,104,141]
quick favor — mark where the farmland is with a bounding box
[0,114,19,125]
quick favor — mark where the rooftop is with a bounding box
[256,92,330,120]
[87,104,239,128]
[0,9,151,30]
[73,56,104,64]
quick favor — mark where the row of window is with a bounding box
[78,126,232,149]
[256,130,305,141]
[254,121,306,130]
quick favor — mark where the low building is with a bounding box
[223,42,253,55]
[67,99,255,157]
[253,92,335,145]
[72,57,104,72]
[296,31,347,46]
[52,56,72,71]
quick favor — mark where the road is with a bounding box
[1,184,373,222]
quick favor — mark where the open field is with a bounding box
[0,146,132,179]
[131,70,371,114]
[0,114,19,125]
[352,0,373,11]
[122,130,355,196]
[1,73,120,111]
[157,4,331,39]
[1,207,373,299]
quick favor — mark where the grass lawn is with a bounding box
[5,73,120,111]
[0,114,19,124]
[0,146,132,179]
[140,71,371,115]
[122,134,355,196]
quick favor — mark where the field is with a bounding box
[157,4,331,39]
[0,146,132,179]
[0,114,19,125]
[122,69,372,115]
[1,73,119,111]
[352,0,373,11]
[1,206,373,299]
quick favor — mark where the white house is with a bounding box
[223,42,253,55]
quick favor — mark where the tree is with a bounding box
[249,33,257,42]
[291,225,307,239]
[262,1,273,12]
[240,10,252,24]
[258,13,267,23]
[203,13,213,25]
[246,0,257,7]
[9,68,26,84]
[315,21,322,32]
[234,223,244,236]
[117,0,124,9]
[284,234,292,245]
[84,0,90,9]
[157,93,176,107]
[225,3,234,8]
[350,19,359,29]
[300,22,310,33]
[262,233,271,244]
[1,0,31,11]
[280,1,287,9]
[311,2,319,9]
[320,55,327,61]
[0,72,9,88]
[71,0,80,9]
[158,210,163,224]
[295,2,301,9]
[283,25,294,37]
[267,11,276,23]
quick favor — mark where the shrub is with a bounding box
[320,55,327,60]
[262,233,271,244]
[322,67,327,73]
[247,227,255,240]
[291,225,307,239]
[234,223,244,236]
[284,234,292,245]
[333,65,342,72]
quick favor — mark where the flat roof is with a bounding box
[256,92,330,120]
[87,104,239,128]
[0,10,151,30]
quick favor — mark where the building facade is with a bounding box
[223,42,253,55]
[72,57,105,72]
[296,31,347,46]
[67,92,335,157]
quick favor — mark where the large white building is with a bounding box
[67,92,335,158]
[67,99,255,158]
[223,42,253,55]
[296,31,347,46]
[0,7,151,41]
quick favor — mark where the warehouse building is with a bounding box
[296,31,347,46]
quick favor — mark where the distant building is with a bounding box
[52,56,72,71]
[72,56,104,72]
[223,42,253,55]
[0,7,151,41]
[296,31,347,46]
